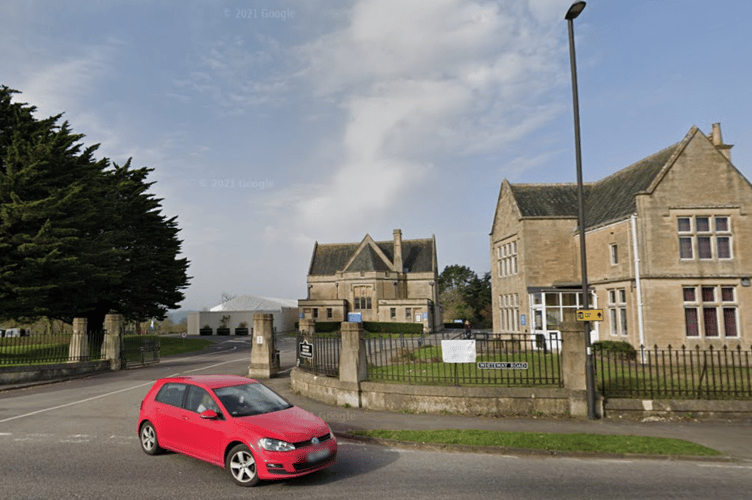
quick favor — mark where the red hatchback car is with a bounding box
[137,374,337,486]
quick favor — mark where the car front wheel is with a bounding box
[139,421,162,455]
[226,444,259,486]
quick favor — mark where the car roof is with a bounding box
[159,374,258,389]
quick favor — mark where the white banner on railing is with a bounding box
[441,339,476,363]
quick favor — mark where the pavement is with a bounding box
[260,369,752,463]
[3,358,752,463]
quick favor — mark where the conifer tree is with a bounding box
[0,85,190,329]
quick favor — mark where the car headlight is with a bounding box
[258,438,296,452]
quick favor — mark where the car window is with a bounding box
[154,383,187,407]
[214,383,292,417]
[185,385,220,413]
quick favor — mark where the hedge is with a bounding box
[293,321,424,335]
[592,340,637,360]
[363,321,423,334]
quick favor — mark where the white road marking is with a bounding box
[160,344,243,363]
[6,431,138,445]
[0,381,154,424]
[183,357,250,373]
[0,355,250,424]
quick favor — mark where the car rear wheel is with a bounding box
[226,444,259,487]
[139,421,162,455]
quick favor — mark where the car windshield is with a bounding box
[213,383,292,417]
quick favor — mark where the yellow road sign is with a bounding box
[576,309,604,321]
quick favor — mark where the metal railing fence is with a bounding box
[365,333,562,387]
[295,333,340,377]
[594,344,752,400]
[0,332,107,365]
[121,335,160,368]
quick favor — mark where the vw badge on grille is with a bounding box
[311,437,319,445]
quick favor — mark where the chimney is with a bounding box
[393,229,403,273]
[711,123,733,161]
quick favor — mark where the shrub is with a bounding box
[363,321,423,334]
[592,340,637,360]
[314,322,341,333]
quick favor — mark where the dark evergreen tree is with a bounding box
[462,272,492,327]
[0,85,190,330]
[438,264,477,295]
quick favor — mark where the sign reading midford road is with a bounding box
[576,309,604,321]
[477,362,528,369]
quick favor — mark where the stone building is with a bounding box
[490,123,751,349]
[298,229,442,333]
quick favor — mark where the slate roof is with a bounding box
[584,142,682,228]
[344,244,392,273]
[509,184,583,217]
[309,236,435,276]
[507,135,686,229]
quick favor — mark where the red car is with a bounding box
[137,374,337,486]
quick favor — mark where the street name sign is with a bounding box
[477,362,528,369]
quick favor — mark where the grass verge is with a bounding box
[349,429,722,457]
[158,337,214,357]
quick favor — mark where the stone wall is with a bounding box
[0,360,112,386]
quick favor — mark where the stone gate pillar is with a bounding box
[248,313,278,378]
[338,321,367,407]
[560,320,586,391]
[102,314,123,370]
[560,320,602,417]
[69,318,88,362]
[299,318,315,337]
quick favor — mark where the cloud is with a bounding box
[172,33,294,114]
[281,0,571,237]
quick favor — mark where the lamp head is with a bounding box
[565,1,586,20]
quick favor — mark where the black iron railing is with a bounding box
[121,335,160,369]
[594,344,752,400]
[295,333,340,377]
[0,332,107,365]
[365,333,562,387]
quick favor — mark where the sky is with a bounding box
[2,0,751,312]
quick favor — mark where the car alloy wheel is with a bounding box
[227,444,259,486]
[140,422,162,455]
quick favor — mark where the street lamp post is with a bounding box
[565,1,597,420]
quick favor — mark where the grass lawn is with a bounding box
[122,335,213,358]
[367,344,561,387]
[2,335,213,366]
[349,429,722,457]
[159,337,213,357]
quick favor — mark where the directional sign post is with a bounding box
[576,309,603,322]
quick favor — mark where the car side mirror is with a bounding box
[199,409,220,420]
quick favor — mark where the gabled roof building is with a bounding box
[490,123,751,349]
[299,229,441,333]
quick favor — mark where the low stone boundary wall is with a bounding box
[291,368,590,417]
[0,360,112,386]
[291,368,752,420]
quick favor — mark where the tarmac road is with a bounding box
[0,336,751,500]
